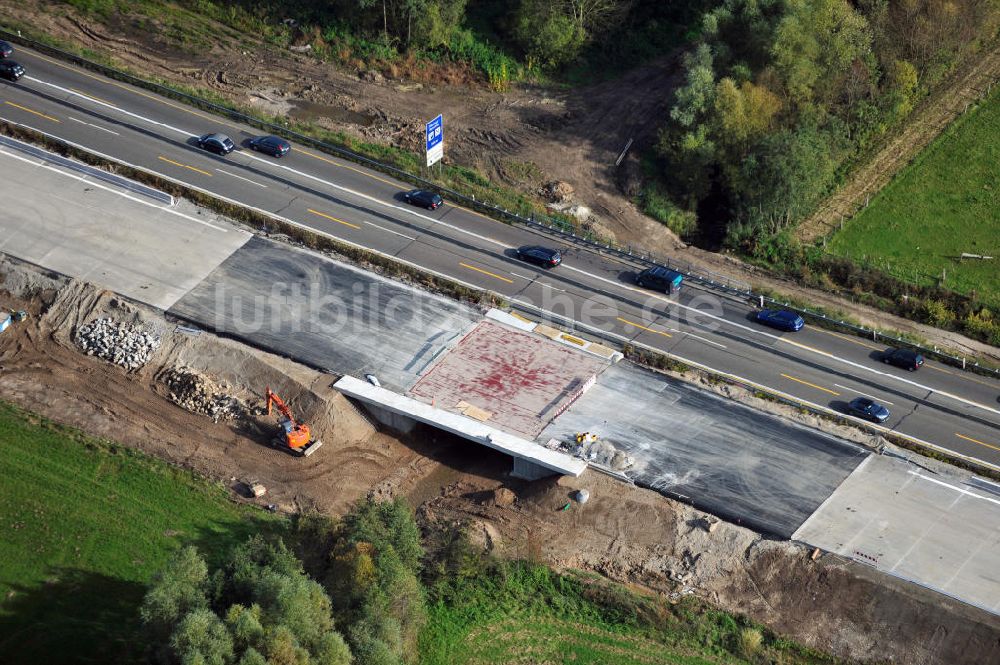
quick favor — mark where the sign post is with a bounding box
[425,114,443,168]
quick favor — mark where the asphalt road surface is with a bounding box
[0,44,997,467]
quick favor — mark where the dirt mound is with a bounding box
[418,472,1000,665]
[0,257,438,515]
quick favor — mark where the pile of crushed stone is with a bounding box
[76,317,160,370]
[162,365,254,422]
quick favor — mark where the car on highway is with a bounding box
[0,60,25,81]
[0,40,13,58]
[248,135,291,157]
[882,347,924,371]
[755,309,805,332]
[635,266,683,294]
[516,245,561,268]
[403,189,443,210]
[847,396,891,423]
[196,132,236,155]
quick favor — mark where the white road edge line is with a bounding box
[73,158,993,473]
[906,470,1000,508]
[0,137,231,233]
[23,76,1000,418]
[562,263,1000,418]
[833,384,894,405]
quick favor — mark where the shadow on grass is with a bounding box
[0,516,284,665]
[0,568,146,665]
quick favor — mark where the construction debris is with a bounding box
[573,488,590,504]
[76,317,160,370]
[162,365,251,421]
[544,435,635,472]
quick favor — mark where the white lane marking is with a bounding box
[22,76,1000,413]
[216,168,267,188]
[67,115,119,135]
[30,77,195,137]
[35,75,501,252]
[561,263,1000,418]
[131,180,998,471]
[0,140,230,232]
[907,470,1000,508]
[364,221,415,240]
[511,271,533,280]
[834,384,894,405]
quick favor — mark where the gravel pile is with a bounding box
[163,365,251,422]
[76,317,160,370]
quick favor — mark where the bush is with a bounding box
[641,182,698,238]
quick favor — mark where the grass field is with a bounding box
[0,402,282,665]
[827,89,1000,307]
[420,563,834,665]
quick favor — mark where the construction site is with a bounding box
[1,251,999,664]
[0,112,998,663]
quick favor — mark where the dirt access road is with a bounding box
[3,2,997,364]
[1,260,999,665]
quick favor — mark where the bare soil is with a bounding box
[1,258,998,664]
[3,1,996,362]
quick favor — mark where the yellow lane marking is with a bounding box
[956,433,1000,453]
[157,155,212,176]
[814,327,881,351]
[30,50,219,122]
[927,364,954,375]
[617,316,672,338]
[780,373,840,396]
[307,208,361,230]
[70,87,116,107]
[459,262,514,284]
[5,101,59,122]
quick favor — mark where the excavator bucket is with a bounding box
[300,440,324,456]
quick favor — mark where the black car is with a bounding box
[248,135,291,157]
[196,132,235,155]
[847,397,891,423]
[516,245,561,268]
[0,60,25,81]
[635,266,684,294]
[403,189,443,210]
[882,348,924,371]
[0,40,13,58]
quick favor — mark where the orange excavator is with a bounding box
[265,387,323,456]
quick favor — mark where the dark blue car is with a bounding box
[755,309,804,332]
[847,397,890,423]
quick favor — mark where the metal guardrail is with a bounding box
[4,27,995,380]
[0,133,174,203]
[758,294,1000,379]
[0,27,752,297]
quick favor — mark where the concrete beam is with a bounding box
[334,375,586,477]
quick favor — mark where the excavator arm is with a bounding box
[264,387,320,455]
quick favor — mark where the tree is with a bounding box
[712,78,781,148]
[514,0,586,70]
[141,546,209,648]
[141,537,350,665]
[169,608,234,665]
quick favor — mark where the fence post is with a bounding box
[962,357,966,370]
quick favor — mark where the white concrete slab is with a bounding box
[794,454,1000,615]
[335,375,587,476]
[0,147,250,309]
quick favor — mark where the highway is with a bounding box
[1,43,998,467]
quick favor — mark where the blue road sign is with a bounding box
[425,114,443,166]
